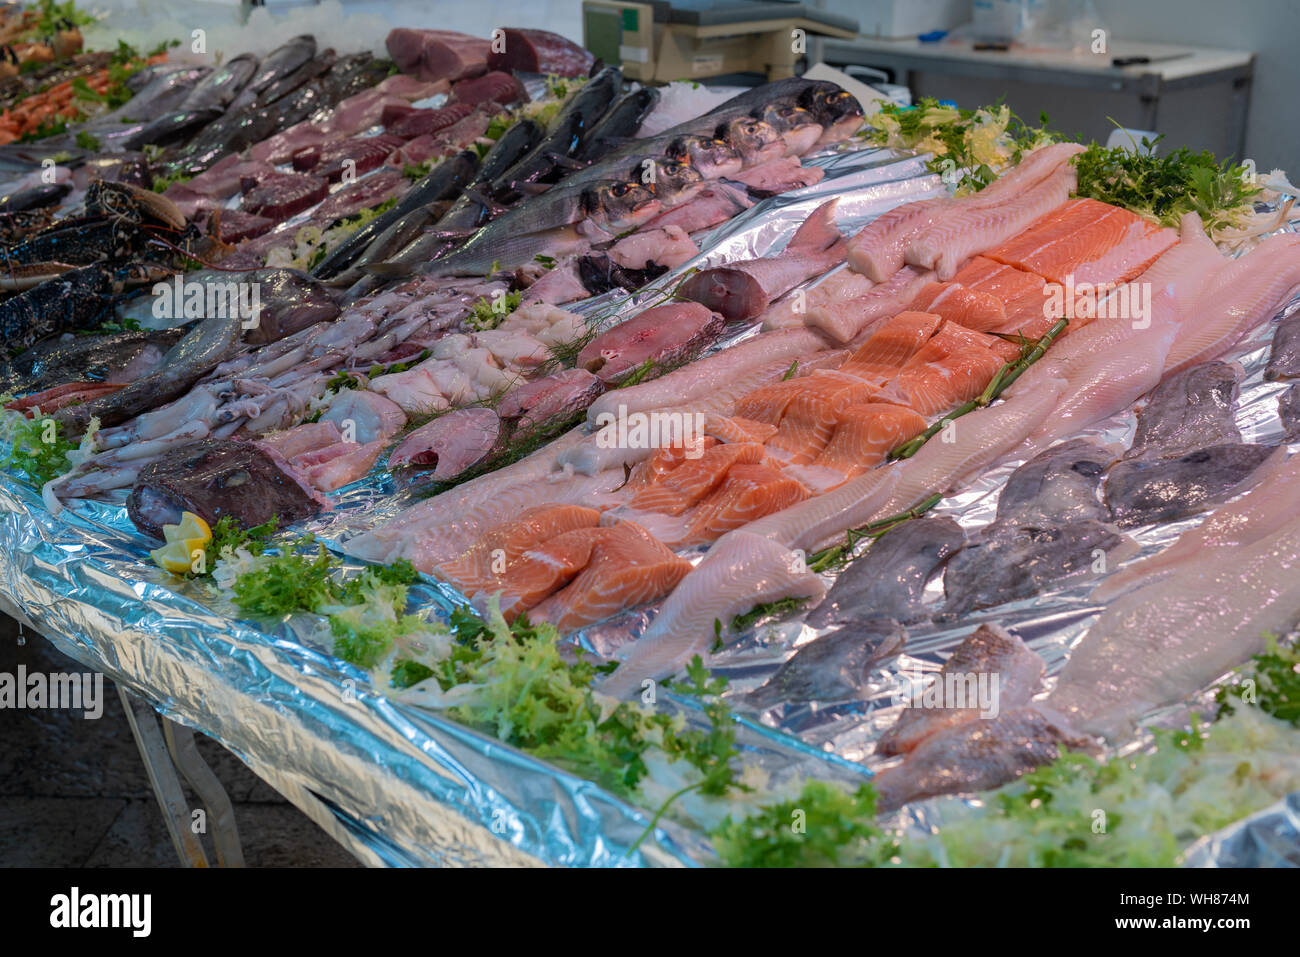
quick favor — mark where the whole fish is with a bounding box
[256,50,337,107]
[873,706,1087,811]
[805,517,964,628]
[574,86,660,162]
[490,65,621,202]
[877,623,1045,756]
[1265,310,1300,380]
[55,311,245,435]
[0,328,185,394]
[179,53,258,111]
[242,35,317,100]
[120,106,224,151]
[354,120,544,281]
[1282,383,1300,439]
[1123,360,1241,459]
[745,617,906,707]
[994,438,1113,525]
[940,520,1128,619]
[1091,447,1295,603]
[126,438,327,539]
[0,181,69,211]
[416,179,661,278]
[1104,443,1277,527]
[312,149,479,281]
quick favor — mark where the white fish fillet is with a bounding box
[1018,325,1179,454]
[906,163,1077,281]
[845,142,1084,283]
[1047,512,1300,740]
[804,265,934,344]
[584,327,831,423]
[1162,232,1300,374]
[1090,447,1296,602]
[597,532,826,697]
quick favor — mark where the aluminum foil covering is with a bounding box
[3,132,1298,866]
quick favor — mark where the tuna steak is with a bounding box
[385,28,490,83]
[486,28,594,76]
[450,71,528,108]
[576,302,726,384]
[242,172,328,219]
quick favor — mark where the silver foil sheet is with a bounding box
[2,135,1298,866]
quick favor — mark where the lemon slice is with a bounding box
[163,511,211,545]
[150,538,208,575]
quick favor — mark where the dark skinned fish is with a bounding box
[0,328,185,394]
[415,179,660,278]
[243,35,317,98]
[745,618,906,707]
[1282,383,1300,439]
[1265,311,1300,380]
[120,106,224,151]
[361,118,546,277]
[0,182,70,212]
[1104,444,1277,527]
[313,149,480,281]
[995,438,1113,525]
[55,312,245,435]
[490,65,621,202]
[179,52,258,110]
[806,517,965,628]
[940,520,1127,619]
[1124,360,1241,459]
[574,86,660,161]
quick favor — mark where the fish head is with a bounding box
[672,135,743,180]
[583,180,662,231]
[721,117,786,166]
[764,106,825,156]
[650,158,705,202]
[805,88,866,143]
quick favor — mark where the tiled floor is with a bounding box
[0,616,360,868]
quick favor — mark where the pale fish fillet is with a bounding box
[597,532,826,698]
[381,468,629,572]
[873,705,1089,812]
[760,268,876,331]
[804,265,934,344]
[584,328,830,424]
[876,623,1046,756]
[735,379,1063,555]
[346,427,590,557]
[1010,214,1226,396]
[1090,446,1295,602]
[844,142,1085,283]
[906,163,1078,281]
[1047,513,1300,741]
[1017,326,1179,454]
[1162,232,1300,374]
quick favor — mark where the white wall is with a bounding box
[1091,0,1298,171]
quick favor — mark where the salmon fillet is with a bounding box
[763,371,880,464]
[624,438,719,490]
[529,521,693,632]
[436,504,601,592]
[986,198,1177,286]
[837,311,944,381]
[703,413,779,444]
[803,402,928,485]
[473,526,607,621]
[626,441,766,514]
[677,463,810,546]
[882,323,1009,415]
[908,281,1007,332]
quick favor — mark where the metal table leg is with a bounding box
[119,687,246,867]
